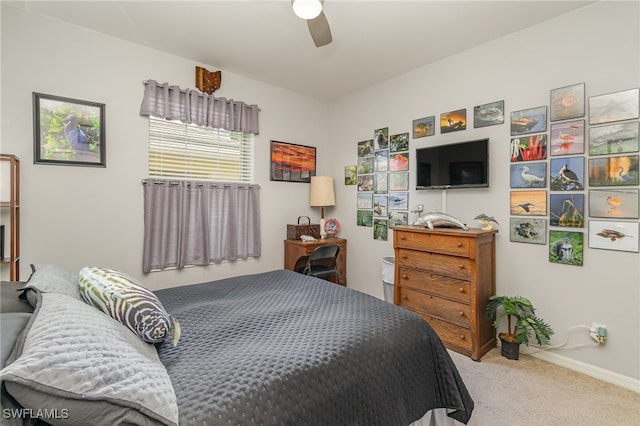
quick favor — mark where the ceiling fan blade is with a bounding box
[307,11,332,47]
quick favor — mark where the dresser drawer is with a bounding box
[418,314,472,352]
[397,267,471,303]
[395,231,470,257]
[398,287,470,328]
[397,249,472,280]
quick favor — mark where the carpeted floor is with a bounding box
[449,349,640,426]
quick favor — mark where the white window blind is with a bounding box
[149,116,253,182]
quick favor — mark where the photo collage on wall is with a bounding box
[508,83,639,265]
[351,127,410,240]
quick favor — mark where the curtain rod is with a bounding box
[142,80,260,110]
[142,179,260,189]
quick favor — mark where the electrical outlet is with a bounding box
[590,322,607,344]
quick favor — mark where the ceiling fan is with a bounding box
[292,0,332,47]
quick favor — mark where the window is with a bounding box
[149,116,253,182]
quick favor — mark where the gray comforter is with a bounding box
[155,269,474,425]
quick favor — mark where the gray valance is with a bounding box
[140,80,260,134]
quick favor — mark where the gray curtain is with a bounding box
[139,80,260,134]
[142,179,261,273]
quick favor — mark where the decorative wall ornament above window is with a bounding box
[140,79,259,134]
[195,66,221,94]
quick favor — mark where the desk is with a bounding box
[284,238,347,286]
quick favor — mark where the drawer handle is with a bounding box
[400,236,407,240]
[459,287,465,293]
[402,274,408,279]
[402,295,408,300]
[459,335,465,340]
[458,264,465,269]
[459,311,464,317]
[457,242,462,247]
[402,255,408,259]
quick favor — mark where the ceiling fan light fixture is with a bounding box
[292,0,322,20]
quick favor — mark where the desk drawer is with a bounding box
[397,249,472,280]
[398,287,470,328]
[395,231,470,256]
[397,267,471,303]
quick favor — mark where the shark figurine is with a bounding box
[413,209,468,230]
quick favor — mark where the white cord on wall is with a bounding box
[520,325,599,354]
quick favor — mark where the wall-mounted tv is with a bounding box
[416,138,489,189]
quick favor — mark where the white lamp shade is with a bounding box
[292,0,323,20]
[309,176,335,207]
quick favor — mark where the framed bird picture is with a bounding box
[33,93,106,167]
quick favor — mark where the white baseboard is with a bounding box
[528,350,640,393]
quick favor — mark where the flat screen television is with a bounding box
[416,138,489,189]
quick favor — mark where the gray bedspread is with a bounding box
[155,269,474,425]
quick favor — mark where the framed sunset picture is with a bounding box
[270,140,316,183]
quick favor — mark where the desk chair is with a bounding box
[299,244,340,283]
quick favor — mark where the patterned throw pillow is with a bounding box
[79,267,181,346]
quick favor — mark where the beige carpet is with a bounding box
[449,349,640,426]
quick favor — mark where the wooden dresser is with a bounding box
[392,226,496,361]
[284,238,347,286]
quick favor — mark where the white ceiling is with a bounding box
[9,0,595,101]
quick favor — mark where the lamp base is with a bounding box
[319,217,327,239]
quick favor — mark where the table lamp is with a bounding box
[309,176,335,238]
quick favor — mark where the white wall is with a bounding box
[1,2,638,386]
[329,1,639,385]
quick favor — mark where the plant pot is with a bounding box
[499,334,520,360]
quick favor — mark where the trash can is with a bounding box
[381,256,395,303]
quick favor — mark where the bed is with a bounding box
[0,265,474,425]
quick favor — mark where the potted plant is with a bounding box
[486,295,554,360]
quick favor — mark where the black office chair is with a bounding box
[299,244,340,284]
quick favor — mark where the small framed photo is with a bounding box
[510,162,546,188]
[374,173,388,194]
[33,92,106,167]
[357,174,373,192]
[588,122,639,156]
[510,190,547,216]
[509,217,546,244]
[588,155,639,186]
[358,139,374,157]
[550,157,584,191]
[474,100,504,128]
[389,152,409,171]
[374,150,388,172]
[412,116,435,138]
[357,210,373,227]
[345,165,356,185]
[549,193,584,228]
[389,133,409,153]
[589,88,639,125]
[357,156,373,175]
[440,109,467,133]
[373,195,388,218]
[510,134,548,162]
[389,211,409,227]
[270,140,316,182]
[389,192,409,211]
[374,128,389,150]
[550,83,585,122]
[588,189,639,219]
[549,231,583,266]
[550,120,585,156]
[373,218,389,241]
[389,172,409,191]
[510,106,547,136]
[357,192,373,209]
[588,220,639,253]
